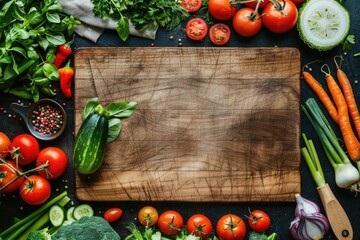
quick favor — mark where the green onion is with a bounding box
[302,98,360,191]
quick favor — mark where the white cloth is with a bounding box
[58,0,157,42]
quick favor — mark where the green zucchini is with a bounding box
[297,0,350,51]
[73,112,109,175]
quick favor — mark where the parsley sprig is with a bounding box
[90,0,189,41]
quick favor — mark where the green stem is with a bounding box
[0,191,68,239]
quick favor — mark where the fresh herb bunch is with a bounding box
[0,0,78,102]
[91,0,189,41]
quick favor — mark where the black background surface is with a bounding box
[1,1,360,239]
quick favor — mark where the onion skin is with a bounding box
[294,194,321,217]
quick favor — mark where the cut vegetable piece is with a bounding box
[49,204,65,227]
[297,0,350,51]
[73,204,94,220]
[66,206,76,221]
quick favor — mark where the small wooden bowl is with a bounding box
[10,99,67,141]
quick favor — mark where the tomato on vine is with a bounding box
[232,8,262,37]
[158,210,184,236]
[138,206,159,227]
[36,147,68,179]
[0,132,11,159]
[10,134,39,165]
[244,0,269,9]
[247,209,271,233]
[208,0,237,21]
[262,0,298,34]
[186,214,213,239]
[216,214,246,240]
[0,160,24,193]
[20,175,51,205]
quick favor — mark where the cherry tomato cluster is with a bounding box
[133,206,272,239]
[183,0,302,45]
[0,132,68,205]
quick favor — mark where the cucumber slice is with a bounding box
[298,0,350,51]
[73,204,94,220]
[66,206,76,221]
[49,204,65,227]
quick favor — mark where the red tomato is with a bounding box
[0,132,11,159]
[186,214,213,239]
[181,0,202,12]
[290,0,303,4]
[20,175,51,205]
[209,23,231,46]
[247,210,271,233]
[216,214,246,240]
[10,134,39,165]
[232,8,262,37]
[208,0,237,21]
[36,147,68,179]
[104,208,123,223]
[262,0,298,34]
[186,18,208,41]
[244,0,269,9]
[158,210,184,236]
[0,160,24,193]
[138,206,159,227]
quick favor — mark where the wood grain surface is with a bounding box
[74,47,301,202]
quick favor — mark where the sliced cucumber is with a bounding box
[66,206,76,221]
[298,0,350,51]
[49,204,65,227]
[73,203,94,220]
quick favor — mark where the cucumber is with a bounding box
[297,0,350,51]
[73,112,109,174]
[73,204,94,220]
[49,204,65,227]
[66,206,76,221]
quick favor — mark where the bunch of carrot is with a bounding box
[303,57,360,167]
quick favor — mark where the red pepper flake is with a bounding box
[31,103,63,135]
[150,43,155,47]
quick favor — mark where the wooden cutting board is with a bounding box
[74,47,301,202]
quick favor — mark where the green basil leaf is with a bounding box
[0,56,11,64]
[10,47,26,57]
[82,98,100,120]
[46,12,60,23]
[27,10,43,25]
[16,29,30,40]
[42,63,59,81]
[33,77,51,86]
[47,3,63,12]
[107,118,122,143]
[45,32,66,45]
[107,101,137,118]
[39,86,56,97]
[0,1,15,19]
[32,87,40,102]
[38,37,49,51]
[27,47,39,60]
[116,16,129,41]
[9,87,33,100]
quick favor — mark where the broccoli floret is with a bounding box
[27,228,52,240]
[51,216,120,240]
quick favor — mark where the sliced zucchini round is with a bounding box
[49,204,65,227]
[73,203,94,220]
[298,0,350,51]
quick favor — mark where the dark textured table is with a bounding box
[1,1,360,239]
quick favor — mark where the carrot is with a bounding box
[334,56,360,139]
[302,70,339,124]
[321,64,360,162]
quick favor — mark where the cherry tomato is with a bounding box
[186,214,213,239]
[0,132,11,159]
[244,0,269,9]
[181,0,202,12]
[104,208,123,223]
[36,147,68,180]
[216,214,246,240]
[232,8,262,37]
[290,0,303,4]
[186,18,208,41]
[208,0,237,21]
[10,134,39,165]
[20,175,51,205]
[209,23,231,46]
[138,206,159,227]
[0,160,24,193]
[247,210,271,233]
[158,210,184,236]
[262,0,298,34]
